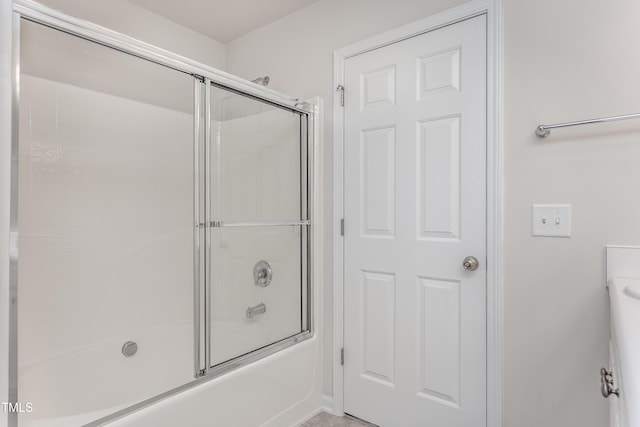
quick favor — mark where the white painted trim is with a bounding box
[284,407,325,427]
[321,394,334,414]
[332,44,346,418]
[332,1,503,425]
[485,1,504,426]
[311,95,325,343]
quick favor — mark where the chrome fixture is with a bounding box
[336,84,345,106]
[536,112,640,138]
[210,220,309,228]
[251,76,270,86]
[254,260,273,287]
[246,303,267,319]
[462,256,480,271]
[122,341,138,357]
[600,367,619,398]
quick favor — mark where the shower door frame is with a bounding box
[7,1,317,426]
[198,79,315,378]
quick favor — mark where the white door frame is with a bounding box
[332,0,503,425]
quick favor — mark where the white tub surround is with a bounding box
[10,2,323,426]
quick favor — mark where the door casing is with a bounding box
[332,0,503,425]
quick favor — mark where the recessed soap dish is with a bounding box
[624,283,640,300]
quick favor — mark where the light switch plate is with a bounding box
[531,204,572,237]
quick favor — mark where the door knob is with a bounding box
[462,256,479,271]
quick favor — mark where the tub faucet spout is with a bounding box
[246,303,266,319]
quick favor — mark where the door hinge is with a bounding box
[340,218,344,236]
[336,85,345,107]
[340,348,344,366]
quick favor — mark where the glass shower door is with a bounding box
[17,20,195,426]
[207,85,311,369]
[13,3,315,423]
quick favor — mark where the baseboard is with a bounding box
[283,405,324,427]
[321,395,334,415]
[271,395,335,427]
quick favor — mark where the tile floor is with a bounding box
[300,412,378,427]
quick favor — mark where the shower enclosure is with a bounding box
[10,2,314,426]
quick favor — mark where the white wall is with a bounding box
[35,0,226,69]
[503,0,640,425]
[226,0,640,426]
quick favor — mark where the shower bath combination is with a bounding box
[8,1,317,426]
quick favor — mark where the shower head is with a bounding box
[251,76,270,86]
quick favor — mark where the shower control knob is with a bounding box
[253,260,273,287]
[462,256,479,271]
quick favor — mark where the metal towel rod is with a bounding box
[536,112,640,138]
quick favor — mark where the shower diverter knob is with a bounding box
[253,260,273,287]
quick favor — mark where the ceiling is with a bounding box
[130,0,320,44]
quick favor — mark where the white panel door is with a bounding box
[343,15,487,427]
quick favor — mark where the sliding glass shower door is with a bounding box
[206,86,310,368]
[18,20,195,426]
[15,13,313,426]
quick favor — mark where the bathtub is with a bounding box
[107,337,322,427]
[18,321,323,426]
[18,322,192,426]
